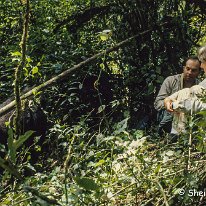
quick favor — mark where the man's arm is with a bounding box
[154,76,173,111]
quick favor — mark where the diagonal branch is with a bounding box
[0,23,167,118]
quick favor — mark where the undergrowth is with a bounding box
[0,116,206,206]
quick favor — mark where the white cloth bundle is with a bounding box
[168,85,205,134]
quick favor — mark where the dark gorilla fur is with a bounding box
[0,92,48,160]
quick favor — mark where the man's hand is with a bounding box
[164,97,174,112]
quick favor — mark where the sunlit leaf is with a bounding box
[99,33,108,41]
[11,51,22,57]
[97,105,105,114]
[100,63,105,70]
[24,67,29,77]
[94,159,105,167]
[32,66,39,75]
[98,30,112,41]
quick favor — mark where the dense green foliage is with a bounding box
[0,0,206,205]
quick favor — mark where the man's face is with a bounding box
[183,59,200,81]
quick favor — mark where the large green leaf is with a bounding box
[14,130,34,150]
[75,177,99,191]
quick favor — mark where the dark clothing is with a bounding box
[157,109,173,135]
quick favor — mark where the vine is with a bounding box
[14,0,30,136]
